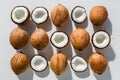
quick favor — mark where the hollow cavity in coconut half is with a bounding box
[30,54,48,72]
[50,31,69,49]
[31,7,49,25]
[11,6,30,25]
[70,28,90,51]
[51,4,69,27]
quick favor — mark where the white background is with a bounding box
[0,0,120,80]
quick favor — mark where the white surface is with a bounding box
[0,0,120,80]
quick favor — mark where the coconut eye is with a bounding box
[31,7,48,24]
[50,31,69,49]
[11,6,30,25]
[92,30,111,49]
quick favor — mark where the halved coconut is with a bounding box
[31,7,49,24]
[92,30,111,49]
[50,31,69,49]
[11,6,30,25]
[30,55,48,72]
[70,56,88,72]
[71,6,87,24]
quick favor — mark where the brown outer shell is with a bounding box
[51,4,69,27]
[10,52,29,75]
[71,6,87,24]
[50,53,67,75]
[9,28,28,49]
[92,30,111,49]
[89,52,107,75]
[70,55,88,72]
[90,6,108,26]
[30,54,48,72]
[11,6,30,25]
[50,31,69,49]
[30,28,49,50]
[70,28,90,51]
[31,7,49,25]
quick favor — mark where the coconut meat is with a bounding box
[72,7,87,23]
[71,56,87,72]
[93,31,109,48]
[51,32,68,48]
[12,7,28,23]
[32,8,48,24]
[31,55,47,71]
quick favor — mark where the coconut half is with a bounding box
[11,6,30,25]
[50,31,69,49]
[92,30,111,49]
[31,7,49,24]
[71,6,87,24]
[30,55,48,72]
[70,56,88,72]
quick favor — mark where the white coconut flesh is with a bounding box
[93,31,110,48]
[71,56,87,72]
[72,7,87,23]
[32,7,48,24]
[51,32,68,48]
[31,55,47,72]
[12,7,28,23]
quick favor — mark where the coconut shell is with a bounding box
[50,53,67,75]
[11,53,29,75]
[30,28,49,50]
[70,28,90,51]
[51,4,69,27]
[9,28,28,49]
[89,52,107,75]
[90,6,108,26]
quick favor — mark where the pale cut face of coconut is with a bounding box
[70,56,88,72]
[31,7,48,24]
[71,6,87,23]
[30,55,48,72]
[92,30,110,49]
[11,6,29,24]
[50,31,69,48]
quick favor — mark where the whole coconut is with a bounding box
[90,6,108,26]
[11,52,29,75]
[50,53,67,75]
[70,28,90,51]
[89,52,107,75]
[51,4,69,27]
[30,28,49,50]
[9,28,28,49]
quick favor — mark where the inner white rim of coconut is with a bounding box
[93,31,110,48]
[72,7,87,23]
[32,7,48,24]
[31,55,47,71]
[51,32,68,48]
[71,56,87,72]
[12,7,28,23]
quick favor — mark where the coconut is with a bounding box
[30,55,48,72]
[51,4,69,27]
[50,31,69,49]
[10,52,29,75]
[92,30,111,49]
[71,6,87,24]
[90,6,108,26]
[31,7,49,25]
[11,6,30,25]
[9,28,28,49]
[50,53,67,75]
[70,56,88,72]
[30,28,49,50]
[89,52,107,75]
[70,28,90,51]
